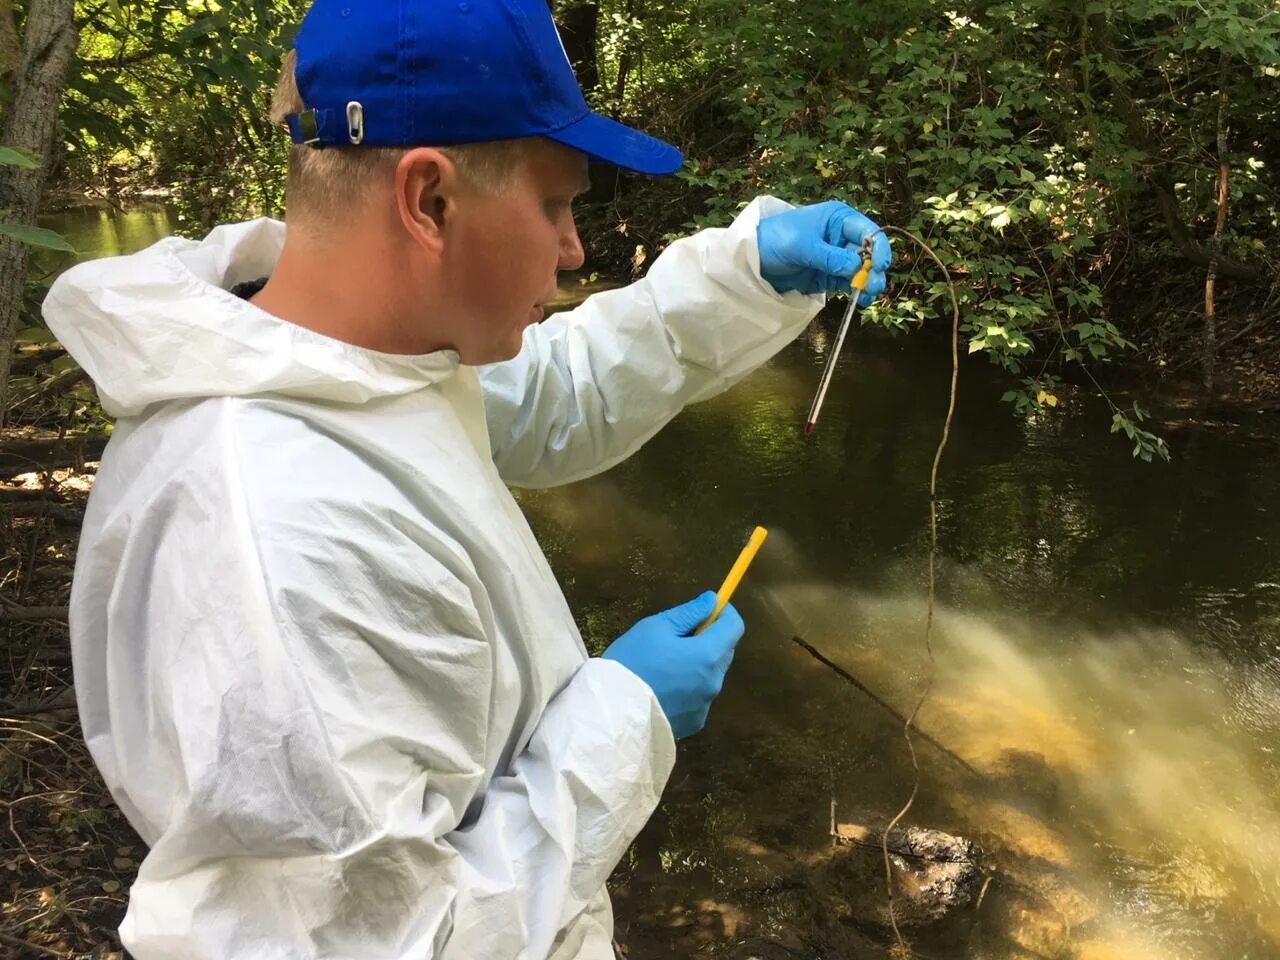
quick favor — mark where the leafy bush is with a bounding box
[568,0,1279,453]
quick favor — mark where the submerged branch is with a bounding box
[790,635,980,779]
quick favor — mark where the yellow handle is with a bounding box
[850,256,872,294]
[695,526,769,635]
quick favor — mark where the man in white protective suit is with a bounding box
[42,0,892,957]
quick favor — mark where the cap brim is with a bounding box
[546,111,683,176]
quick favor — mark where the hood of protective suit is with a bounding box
[43,219,460,419]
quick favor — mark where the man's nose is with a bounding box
[558,216,585,271]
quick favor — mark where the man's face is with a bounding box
[440,140,588,365]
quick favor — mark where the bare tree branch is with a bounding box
[1,604,70,621]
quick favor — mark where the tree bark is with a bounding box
[556,2,599,96]
[613,0,636,108]
[0,0,20,79]
[1149,173,1258,282]
[0,0,80,416]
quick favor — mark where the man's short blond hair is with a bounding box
[271,50,532,222]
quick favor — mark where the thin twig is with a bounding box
[8,365,88,411]
[1,686,77,717]
[2,725,92,775]
[0,929,67,959]
[1203,64,1230,396]
[7,804,59,879]
[974,874,993,911]
[875,225,962,959]
[0,708,78,723]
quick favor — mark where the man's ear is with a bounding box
[395,147,459,254]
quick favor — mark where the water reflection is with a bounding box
[37,203,178,272]
[518,325,1280,959]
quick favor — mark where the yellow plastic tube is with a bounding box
[695,526,769,635]
[851,256,873,293]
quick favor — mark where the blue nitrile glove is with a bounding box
[756,200,893,302]
[601,592,745,740]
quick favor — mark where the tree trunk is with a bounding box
[0,0,21,79]
[1086,14,1262,285]
[613,0,636,108]
[1203,78,1230,396]
[0,0,80,417]
[557,2,599,96]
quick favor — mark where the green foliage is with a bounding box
[37,0,1280,458]
[574,0,1280,459]
[1111,402,1171,463]
[63,0,304,227]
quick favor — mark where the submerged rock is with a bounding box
[830,820,983,927]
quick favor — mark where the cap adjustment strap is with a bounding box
[287,104,368,147]
[287,109,323,146]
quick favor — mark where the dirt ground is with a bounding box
[1,455,138,960]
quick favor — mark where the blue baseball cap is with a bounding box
[286,0,683,176]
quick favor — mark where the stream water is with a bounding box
[40,205,1280,959]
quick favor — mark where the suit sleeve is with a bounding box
[479,196,824,488]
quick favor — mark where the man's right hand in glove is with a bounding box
[601,592,744,739]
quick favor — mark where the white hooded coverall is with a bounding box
[42,197,822,959]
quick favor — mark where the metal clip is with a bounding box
[346,101,365,145]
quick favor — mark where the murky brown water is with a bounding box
[43,206,1280,959]
[516,324,1280,959]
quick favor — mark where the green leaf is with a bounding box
[0,223,75,252]
[0,146,37,169]
[968,338,987,354]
